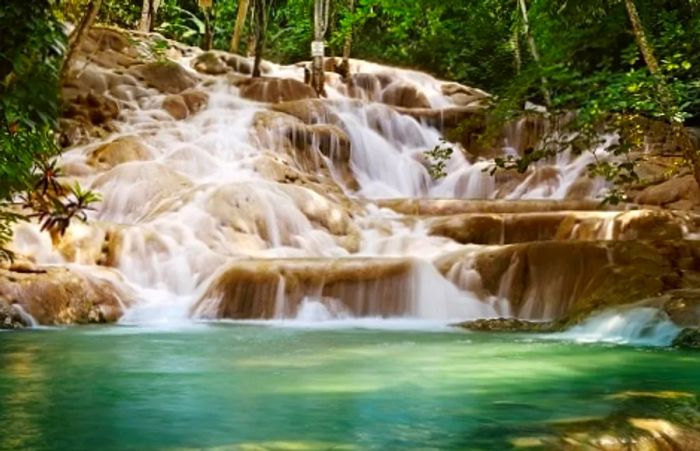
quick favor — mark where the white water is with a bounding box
[552,307,681,346]
[10,40,642,332]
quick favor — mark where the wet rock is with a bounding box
[0,298,27,329]
[224,54,254,75]
[162,94,189,120]
[441,82,490,102]
[192,51,228,75]
[378,199,610,216]
[381,81,431,109]
[192,258,414,319]
[91,162,194,221]
[430,209,693,246]
[130,60,198,94]
[392,105,484,129]
[239,77,317,103]
[457,318,556,332]
[271,99,341,125]
[87,136,152,169]
[253,111,357,189]
[0,266,131,325]
[438,240,700,321]
[181,89,209,114]
[672,328,700,349]
[62,91,120,129]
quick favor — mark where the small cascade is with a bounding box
[552,307,682,346]
[11,304,39,328]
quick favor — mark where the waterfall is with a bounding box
[13,31,629,328]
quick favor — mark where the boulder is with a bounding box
[239,77,317,103]
[162,94,189,120]
[87,136,152,169]
[0,266,131,325]
[192,51,228,75]
[130,60,198,94]
[182,89,209,114]
[381,81,431,109]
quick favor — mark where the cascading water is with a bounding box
[14,30,678,336]
[551,307,682,346]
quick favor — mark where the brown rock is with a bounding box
[130,60,198,94]
[635,174,700,208]
[162,94,189,120]
[239,77,317,103]
[87,136,152,169]
[0,266,132,325]
[192,51,228,75]
[381,81,431,109]
[438,240,700,321]
[271,99,341,125]
[191,258,414,319]
[181,89,209,114]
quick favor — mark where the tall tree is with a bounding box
[517,0,551,107]
[338,0,354,80]
[199,0,214,50]
[230,0,251,54]
[622,0,700,187]
[61,0,102,80]
[311,0,331,95]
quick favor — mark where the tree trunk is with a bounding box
[512,25,522,74]
[61,0,102,80]
[139,0,151,31]
[311,0,331,96]
[338,0,354,81]
[252,0,267,78]
[202,10,213,50]
[247,1,257,57]
[517,0,551,107]
[230,0,250,54]
[139,0,161,32]
[623,0,700,187]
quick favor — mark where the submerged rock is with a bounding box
[457,318,556,333]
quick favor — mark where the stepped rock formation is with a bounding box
[4,26,700,334]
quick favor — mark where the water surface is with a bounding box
[1,324,699,450]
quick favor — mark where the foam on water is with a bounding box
[551,307,682,346]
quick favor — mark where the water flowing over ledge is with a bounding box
[2,27,699,348]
